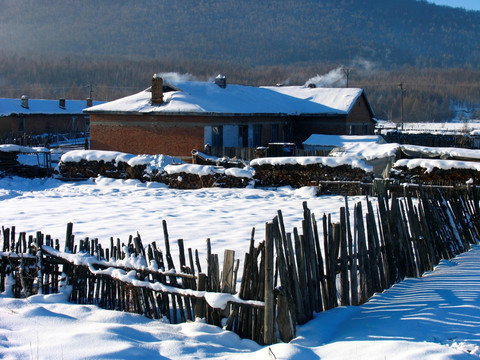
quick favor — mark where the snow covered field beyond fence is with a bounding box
[1,175,480,359]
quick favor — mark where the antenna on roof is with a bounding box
[343,68,351,88]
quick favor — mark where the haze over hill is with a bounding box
[1,0,479,122]
[1,0,480,68]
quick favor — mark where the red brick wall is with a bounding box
[90,114,290,157]
[92,123,204,157]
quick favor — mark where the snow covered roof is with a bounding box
[0,144,50,153]
[0,98,104,117]
[85,80,367,116]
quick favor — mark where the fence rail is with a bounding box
[1,188,479,344]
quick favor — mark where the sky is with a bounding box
[428,0,480,10]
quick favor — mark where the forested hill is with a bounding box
[1,0,480,68]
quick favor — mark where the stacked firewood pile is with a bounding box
[253,163,372,187]
[390,165,480,185]
[59,160,252,189]
[58,159,147,180]
[151,171,251,189]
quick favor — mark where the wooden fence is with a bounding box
[1,188,479,345]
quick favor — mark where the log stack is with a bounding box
[58,159,147,180]
[391,165,480,185]
[253,163,371,188]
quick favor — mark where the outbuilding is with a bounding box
[0,96,101,145]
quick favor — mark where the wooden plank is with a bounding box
[345,198,358,306]
[311,213,328,311]
[302,202,321,312]
[286,231,305,324]
[65,222,73,253]
[365,199,381,293]
[263,222,275,345]
[221,249,235,317]
[271,216,295,339]
[329,222,339,308]
[339,207,350,306]
[221,250,235,294]
[355,202,368,304]
[322,214,332,310]
[294,228,311,320]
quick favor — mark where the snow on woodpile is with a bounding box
[57,150,253,189]
[250,156,373,187]
[400,144,480,161]
[391,158,480,185]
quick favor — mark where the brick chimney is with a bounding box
[151,74,164,105]
[21,95,29,109]
[59,98,66,109]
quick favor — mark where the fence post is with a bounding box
[36,232,43,295]
[264,222,275,345]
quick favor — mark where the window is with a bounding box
[363,124,369,135]
[238,125,248,148]
[72,116,78,132]
[253,124,262,147]
[212,126,223,148]
[270,124,279,142]
[18,117,25,132]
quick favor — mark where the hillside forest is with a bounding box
[1,0,480,122]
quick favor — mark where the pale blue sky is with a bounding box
[428,0,480,11]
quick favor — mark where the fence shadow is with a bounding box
[1,187,479,345]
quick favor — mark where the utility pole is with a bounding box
[343,68,351,88]
[398,82,406,131]
[88,84,94,99]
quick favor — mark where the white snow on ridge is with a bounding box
[0,144,49,153]
[0,98,103,116]
[250,156,373,172]
[303,134,385,147]
[401,144,480,160]
[394,158,480,172]
[85,80,363,116]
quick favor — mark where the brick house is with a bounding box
[0,96,101,143]
[85,75,376,160]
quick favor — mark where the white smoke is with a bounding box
[276,78,291,86]
[304,67,346,88]
[304,59,377,88]
[351,58,376,76]
[155,72,195,82]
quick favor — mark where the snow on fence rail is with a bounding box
[2,190,480,344]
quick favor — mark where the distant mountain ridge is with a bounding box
[1,0,479,69]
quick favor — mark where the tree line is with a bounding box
[1,55,479,122]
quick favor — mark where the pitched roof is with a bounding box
[85,80,367,116]
[0,98,104,117]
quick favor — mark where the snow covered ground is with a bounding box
[1,176,480,359]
